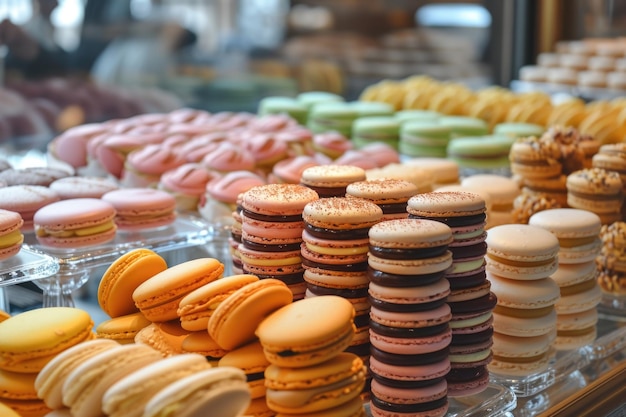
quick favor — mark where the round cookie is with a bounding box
[566,168,623,223]
[485,224,560,280]
[101,188,177,231]
[95,312,152,344]
[48,176,119,199]
[489,332,554,376]
[370,378,448,417]
[0,185,60,231]
[300,165,366,198]
[346,179,418,221]
[0,209,24,260]
[256,295,355,368]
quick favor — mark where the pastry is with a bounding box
[95,312,152,344]
[101,188,177,232]
[566,167,624,225]
[461,174,520,229]
[157,163,218,212]
[48,176,118,199]
[352,116,400,150]
[300,165,366,198]
[399,120,451,158]
[0,209,24,260]
[346,179,418,221]
[446,135,515,176]
[0,185,60,232]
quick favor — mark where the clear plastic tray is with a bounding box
[363,383,517,417]
[0,247,59,287]
[489,314,626,398]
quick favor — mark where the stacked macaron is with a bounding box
[346,178,419,221]
[461,174,520,229]
[407,191,495,397]
[256,295,367,416]
[300,164,366,198]
[529,209,602,350]
[596,221,626,298]
[0,307,95,417]
[367,219,453,417]
[301,197,383,364]
[566,167,624,225]
[592,143,626,220]
[485,224,561,377]
[238,184,319,300]
[399,120,451,158]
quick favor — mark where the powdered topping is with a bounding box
[346,179,418,202]
[408,191,485,216]
[303,197,383,225]
[301,165,366,185]
[369,218,453,248]
[243,183,319,215]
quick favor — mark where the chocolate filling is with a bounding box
[371,395,448,414]
[449,242,488,259]
[307,283,369,299]
[447,292,497,314]
[301,184,347,198]
[246,371,266,382]
[305,223,370,240]
[378,202,409,214]
[368,268,446,287]
[369,244,448,260]
[370,321,449,338]
[241,239,302,253]
[244,269,304,285]
[368,295,446,312]
[345,342,372,357]
[409,212,486,228]
[445,269,487,290]
[446,365,488,383]
[354,313,371,329]
[370,345,449,365]
[242,209,302,223]
[302,258,368,272]
[451,327,494,346]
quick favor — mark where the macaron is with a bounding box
[300,165,366,198]
[98,248,168,318]
[566,167,624,224]
[367,218,453,281]
[592,143,626,185]
[264,352,366,415]
[489,332,554,376]
[403,157,460,188]
[550,261,602,315]
[509,135,563,179]
[158,162,218,211]
[399,120,451,158]
[177,273,259,332]
[446,135,515,175]
[0,307,94,373]
[370,378,448,417]
[297,91,344,109]
[95,312,152,344]
[351,116,400,150]
[33,198,117,249]
[493,122,545,139]
[0,185,60,232]
[132,258,224,322]
[258,96,308,125]
[307,102,359,137]
[34,339,120,409]
[346,179,418,221]
[208,278,293,350]
[48,176,119,199]
[62,344,164,417]
[311,132,353,160]
[488,272,560,338]
[101,188,177,232]
[102,353,213,417]
[485,224,560,280]
[0,167,71,187]
[461,174,520,229]
[0,209,24,261]
[0,402,22,417]
[439,115,489,138]
[181,331,228,365]
[218,340,270,400]
[528,208,602,264]
[142,366,251,417]
[553,308,598,350]
[0,369,50,417]
[256,295,355,368]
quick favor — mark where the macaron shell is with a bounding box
[0,185,60,230]
[98,248,168,318]
[0,402,21,417]
[302,197,383,229]
[492,309,557,337]
[242,184,319,217]
[102,353,212,417]
[528,208,602,238]
[488,273,560,309]
[95,312,152,343]
[367,251,453,276]
[218,340,270,399]
[134,320,190,357]
[132,258,224,322]
[368,218,453,249]
[0,398,51,417]
[273,396,365,417]
[555,309,598,350]
[209,278,294,350]
[101,188,177,231]
[0,209,23,260]
[142,367,250,417]
[0,307,94,373]
[0,369,39,399]
[300,165,366,187]
[489,332,553,376]
[34,339,120,409]
[370,379,448,417]
[407,191,486,217]
[368,280,450,306]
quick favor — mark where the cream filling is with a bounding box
[0,229,23,248]
[36,221,116,238]
[305,242,368,256]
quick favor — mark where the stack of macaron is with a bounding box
[529,209,603,350]
[256,295,367,416]
[0,209,24,260]
[237,183,319,300]
[300,164,366,198]
[301,197,383,365]
[566,167,624,225]
[592,143,626,221]
[0,307,95,417]
[367,219,453,417]
[596,221,626,298]
[346,178,419,221]
[407,191,496,397]
[485,224,561,377]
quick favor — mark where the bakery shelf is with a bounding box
[363,383,517,417]
[489,314,626,398]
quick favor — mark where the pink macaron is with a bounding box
[0,209,24,260]
[0,185,61,232]
[101,188,177,232]
[33,198,117,248]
